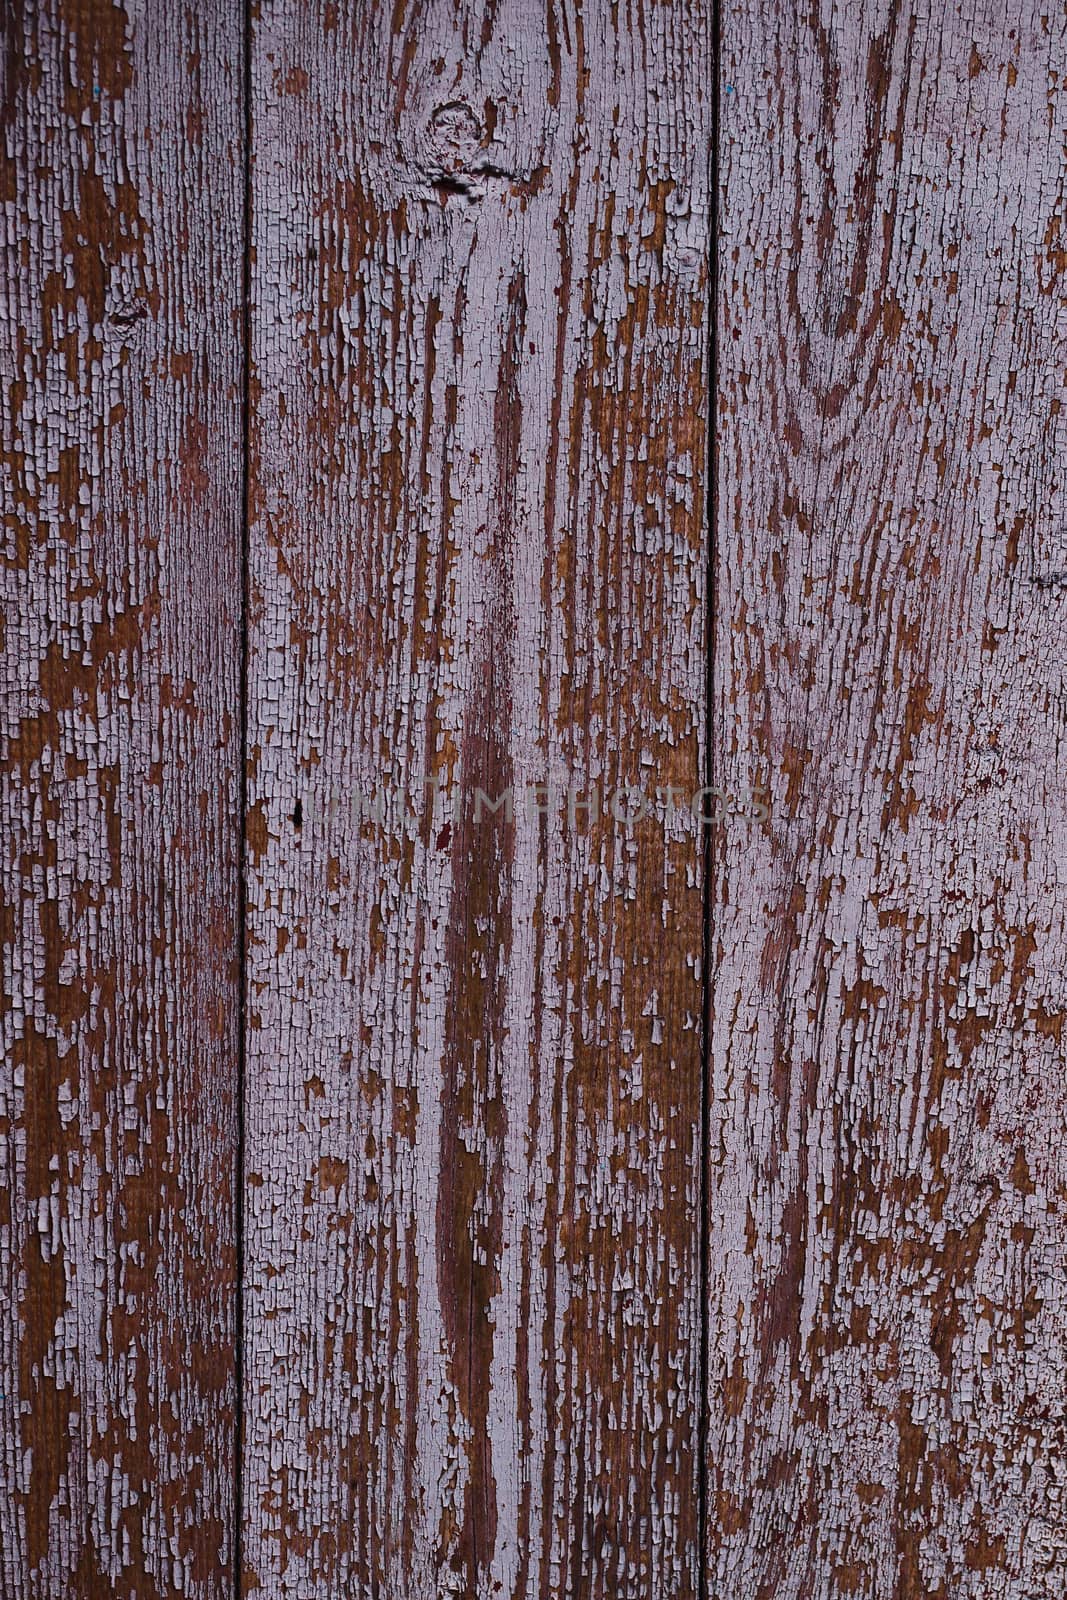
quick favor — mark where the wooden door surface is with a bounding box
[2,2,1066,1598]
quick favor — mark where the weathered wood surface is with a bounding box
[243,1,713,1595]
[708,2,1067,1596]
[8,2,1067,1597]
[1,2,243,1595]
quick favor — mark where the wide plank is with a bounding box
[708,2,1067,1595]
[0,2,244,1594]
[243,2,714,1595]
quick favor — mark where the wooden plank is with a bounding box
[708,2,1067,1595]
[243,2,713,1594]
[0,2,244,1594]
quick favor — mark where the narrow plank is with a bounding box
[244,2,713,1595]
[709,2,1067,1595]
[0,2,244,1594]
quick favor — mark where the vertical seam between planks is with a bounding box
[697,1,722,1596]
[235,0,254,1591]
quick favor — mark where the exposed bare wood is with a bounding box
[10,2,1066,1594]
[0,2,244,1594]
[242,2,714,1595]
[708,2,1067,1595]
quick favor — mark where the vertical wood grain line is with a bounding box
[697,5,722,1599]
[235,0,253,1595]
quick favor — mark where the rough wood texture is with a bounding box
[243,2,713,1595]
[708,2,1067,1595]
[1,2,243,1594]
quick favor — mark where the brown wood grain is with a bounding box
[9,3,1067,1596]
[708,2,1067,1595]
[242,1,714,1595]
[0,2,244,1594]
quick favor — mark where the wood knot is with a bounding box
[423,100,485,196]
[418,98,541,200]
[427,100,482,171]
